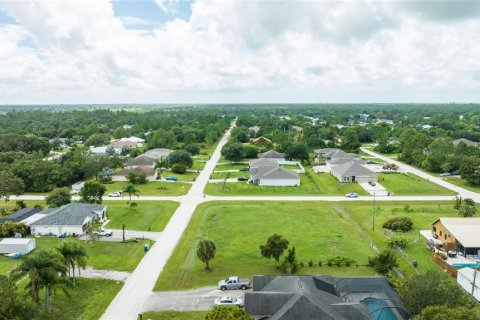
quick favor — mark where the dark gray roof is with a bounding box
[144,148,172,160]
[331,161,377,178]
[251,166,300,180]
[31,203,105,226]
[245,275,407,320]
[126,154,156,167]
[250,158,279,168]
[0,208,42,223]
[258,150,286,159]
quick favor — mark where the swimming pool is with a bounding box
[362,297,400,320]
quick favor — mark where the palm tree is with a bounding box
[11,249,70,312]
[57,242,88,287]
[122,183,140,203]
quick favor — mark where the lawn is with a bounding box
[378,173,457,196]
[0,237,152,274]
[204,169,367,196]
[105,200,179,231]
[155,201,461,291]
[142,311,208,320]
[210,171,247,179]
[443,176,480,193]
[214,162,249,171]
[102,181,191,196]
[162,170,199,182]
[154,201,377,291]
[40,278,122,320]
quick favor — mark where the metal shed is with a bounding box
[0,238,36,254]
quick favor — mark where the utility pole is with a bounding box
[372,192,376,232]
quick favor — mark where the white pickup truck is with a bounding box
[218,276,251,291]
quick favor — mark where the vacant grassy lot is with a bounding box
[105,201,179,231]
[102,181,191,196]
[142,311,207,320]
[205,169,367,196]
[443,176,480,193]
[378,173,456,196]
[155,201,377,290]
[210,171,247,179]
[155,201,460,291]
[0,237,152,274]
[161,170,199,182]
[41,278,122,320]
[214,162,249,171]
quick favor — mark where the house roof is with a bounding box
[258,150,285,159]
[314,148,339,155]
[326,158,363,166]
[248,125,261,133]
[250,158,279,168]
[245,275,406,320]
[434,218,480,248]
[0,208,42,223]
[120,136,145,143]
[331,161,377,178]
[126,154,157,167]
[144,148,172,160]
[251,166,299,180]
[114,166,156,176]
[250,136,273,145]
[31,203,105,227]
[110,140,137,148]
[453,138,479,147]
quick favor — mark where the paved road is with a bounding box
[100,120,236,320]
[205,195,455,202]
[142,286,248,312]
[361,148,480,201]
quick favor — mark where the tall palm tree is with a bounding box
[57,241,88,287]
[11,249,70,312]
[122,183,140,203]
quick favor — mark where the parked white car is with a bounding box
[108,192,122,197]
[345,193,359,198]
[214,296,244,308]
[94,227,113,237]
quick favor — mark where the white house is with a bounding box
[331,161,378,183]
[258,150,285,161]
[120,136,145,147]
[249,158,300,186]
[30,203,106,236]
[457,268,480,302]
[0,238,36,254]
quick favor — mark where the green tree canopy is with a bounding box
[45,187,71,208]
[260,234,289,268]
[197,239,216,271]
[0,171,25,199]
[79,181,106,204]
[368,250,398,275]
[167,150,193,168]
[222,143,245,162]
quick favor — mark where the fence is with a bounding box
[431,253,458,277]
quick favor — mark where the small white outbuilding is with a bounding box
[457,267,480,302]
[0,238,36,254]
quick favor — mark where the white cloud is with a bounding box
[0,0,479,104]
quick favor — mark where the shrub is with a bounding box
[382,216,413,232]
[127,172,147,184]
[308,260,313,267]
[368,251,398,275]
[0,222,29,237]
[171,163,187,174]
[318,260,322,267]
[388,238,409,249]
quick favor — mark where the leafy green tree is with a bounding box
[0,275,38,320]
[11,250,70,313]
[171,163,187,174]
[97,167,113,183]
[260,234,289,269]
[84,133,110,147]
[149,128,177,149]
[281,246,298,274]
[368,251,398,274]
[205,306,254,320]
[122,183,140,203]
[57,241,88,287]
[243,145,259,158]
[0,171,25,199]
[184,144,200,156]
[84,221,101,245]
[399,271,475,315]
[460,156,480,185]
[197,239,216,271]
[340,128,361,152]
[45,187,71,208]
[459,203,477,217]
[167,150,193,168]
[285,143,309,162]
[222,143,245,162]
[418,305,479,320]
[79,181,106,204]
[126,172,147,184]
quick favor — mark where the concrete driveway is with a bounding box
[358,181,389,196]
[142,286,249,312]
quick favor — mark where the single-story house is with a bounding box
[248,125,261,136]
[126,154,157,168]
[453,138,479,147]
[432,218,480,256]
[113,166,157,181]
[90,145,121,156]
[258,150,286,161]
[250,158,300,186]
[110,140,138,149]
[144,148,172,160]
[0,208,42,223]
[121,136,145,143]
[331,161,377,183]
[30,203,106,236]
[250,136,272,146]
[245,275,407,320]
[457,268,480,302]
[0,238,36,254]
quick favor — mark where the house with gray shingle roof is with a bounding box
[250,158,300,186]
[0,208,42,224]
[245,275,407,320]
[258,150,286,161]
[331,161,377,183]
[30,203,106,236]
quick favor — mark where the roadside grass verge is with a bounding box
[443,176,480,193]
[378,173,456,196]
[105,200,179,231]
[142,311,208,320]
[102,181,191,196]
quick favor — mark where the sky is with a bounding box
[0,0,480,104]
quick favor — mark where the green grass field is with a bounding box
[205,169,367,196]
[142,311,207,320]
[210,171,247,179]
[378,173,456,196]
[214,162,249,171]
[105,201,179,231]
[155,201,461,291]
[0,237,153,274]
[443,176,480,193]
[162,171,199,182]
[102,181,191,196]
[40,278,122,320]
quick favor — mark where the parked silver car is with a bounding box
[214,296,244,308]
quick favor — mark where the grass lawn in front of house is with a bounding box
[102,181,191,196]
[214,162,249,171]
[378,173,456,196]
[161,170,199,182]
[210,171,247,180]
[105,200,179,231]
[142,311,208,320]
